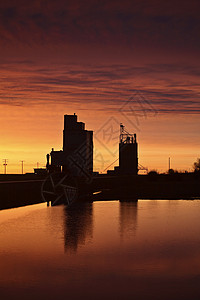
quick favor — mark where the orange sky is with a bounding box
[0,0,199,173]
[0,100,199,174]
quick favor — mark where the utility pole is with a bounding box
[3,159,8,174]
[37,162,39,168]
[20,160,24,174]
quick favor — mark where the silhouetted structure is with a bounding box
[119,124,138,175]
[1,115,200,211]
[47,114,93,176]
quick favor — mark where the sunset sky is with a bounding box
[0,0,199,173]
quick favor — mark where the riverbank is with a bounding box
[0,172,199,210]
[0,175,45,210]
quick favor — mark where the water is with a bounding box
[0,200,200,300]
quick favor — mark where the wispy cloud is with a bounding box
[0,62,199,114]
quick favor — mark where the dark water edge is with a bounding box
[1,196,200,211]
[0,173,200,210]
[0,180,44,210]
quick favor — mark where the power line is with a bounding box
[138,163,148,172]
[102,158,119,173]
[20,160,25,174]
[102,160,148,174]
[3,159,8,174]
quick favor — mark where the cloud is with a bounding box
[0,61,199,114]
[0,0,199,52]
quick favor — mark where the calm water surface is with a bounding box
[0,200,200,300]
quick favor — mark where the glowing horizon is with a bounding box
[0,106,199,174]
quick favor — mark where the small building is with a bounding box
[34,168,48,176]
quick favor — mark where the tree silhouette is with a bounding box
[148,170,158,175]
[168,168,179,175]
[193,158,200,172]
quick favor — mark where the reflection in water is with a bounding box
[119,200,138,238]
[1,201,200,300]
[63,203,93,252]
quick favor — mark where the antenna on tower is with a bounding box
[119,123,136,144]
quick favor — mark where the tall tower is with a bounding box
[50,114,93,176]
[119,124,138,175]
[62,113,93,174]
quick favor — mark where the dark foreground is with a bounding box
[0,173,199,210]
[0,174,44,210]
